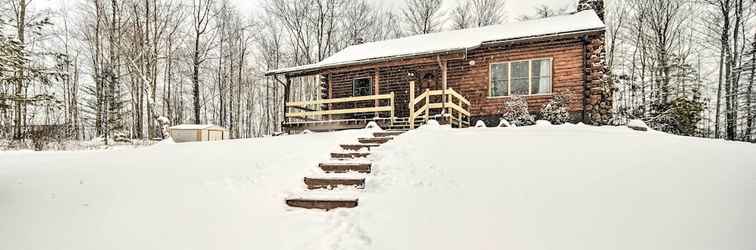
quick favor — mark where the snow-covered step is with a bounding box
[331,152,370,159]
[286,198,358,210]
[340,144,380,151]
[304,177,365,189]
[319,162,372,173]
[358,137,393,144]
[285,190,360,210]
[373,131,405,137]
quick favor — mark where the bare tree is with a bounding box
[451,0,472,30]
[191,0,213,124]
[402,0,443,35]
[471,0,506,26]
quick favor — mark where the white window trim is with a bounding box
[488,57,553,98]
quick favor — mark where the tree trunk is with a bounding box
[12,0,27,140]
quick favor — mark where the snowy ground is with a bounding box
[1,124,754,250]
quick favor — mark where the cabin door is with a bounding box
[415,71,441,96]
[413,70,444,117]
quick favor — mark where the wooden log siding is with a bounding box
[321,37,589,119]
[328,62,440,118]
[447,38,586,117]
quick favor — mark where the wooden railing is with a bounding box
[409,82,471,128]
[285,92,395,121]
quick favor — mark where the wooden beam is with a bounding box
[287,106,393,117]
[287,93,393,107]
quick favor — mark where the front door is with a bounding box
[416,70,441,96]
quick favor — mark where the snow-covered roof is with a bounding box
[267,10,605,76]
[169,124,224,130]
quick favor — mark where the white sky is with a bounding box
[42,0,577,22]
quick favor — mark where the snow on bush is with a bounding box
[535,120,553,126]
[498,119,514,128]
[365,121,383,130]
[157,116,171,139]
[424,119,441,127]
[301,129,313,134]
[627,119,649,131]
[474,120,487,128]
[540,91,572,125]
[500,95,535,126]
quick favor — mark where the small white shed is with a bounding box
[168,124,228,143]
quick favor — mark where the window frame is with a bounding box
[488,57,553,98]
[352,77,373,97]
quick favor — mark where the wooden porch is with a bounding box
[283,81,471,133]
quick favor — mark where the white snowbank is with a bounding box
[2,125,755,250]
[474,120,487,127]
[535,120,553,126]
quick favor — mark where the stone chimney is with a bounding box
[577,0,605,22]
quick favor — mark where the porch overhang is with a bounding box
[263,49,467,78]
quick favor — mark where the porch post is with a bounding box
[438,57,449,124]
[374,69,380,118]
[283,76,292,128]
[327,74,333,121]
[409,81,415,129]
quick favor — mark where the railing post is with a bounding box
[409,81,415,129]
[390,92,395,122]
[457,98,463,128]
[424,89,430,123]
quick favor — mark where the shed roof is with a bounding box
[266,10,605,76]
[169,124,224,130]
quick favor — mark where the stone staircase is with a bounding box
[285,129,406,211]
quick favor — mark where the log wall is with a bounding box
[320,34,605,122]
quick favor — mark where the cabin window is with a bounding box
[352,78,372,96]
[489,58,552,97]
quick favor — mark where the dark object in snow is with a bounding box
[373,131,406,137]
[358,137,393,144]
[285,199,358,211]
[304,177,365,190]
[331,152,370,159]
[340,144,380,151]
[319,163,372,173]
[628,125,648,132]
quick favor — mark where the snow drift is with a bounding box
[1,124,754,250]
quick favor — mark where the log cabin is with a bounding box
[266,0,613,133]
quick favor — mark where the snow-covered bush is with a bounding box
[156,116,171,139]
[498,119,514,128]
[474,120,487,128]
[500,96,535,126]
[540,91,572,125]
[627,119,649,131]
[365,121,383,130]
[424,119,441,127]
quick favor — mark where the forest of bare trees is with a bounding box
[606,0,755,141]
[0,0,753,150]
